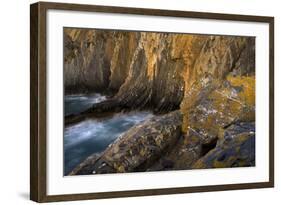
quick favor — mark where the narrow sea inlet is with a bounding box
[64,94,107,116]
[64,94,153,175]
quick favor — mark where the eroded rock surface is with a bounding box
[70,111,182,175]
[192,122,255,168]
[148,75,255,171]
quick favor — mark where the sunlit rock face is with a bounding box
[177,36,255,170]
[64,29,254,114]
[64,29,205,112]
[176,35,255,170]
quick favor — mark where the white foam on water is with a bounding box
[64,109,154,174]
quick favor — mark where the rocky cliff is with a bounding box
[64,28,255,174]
[65,29,254,111]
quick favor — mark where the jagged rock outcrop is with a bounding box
[69,73,256,173]
[64,28,254,117]
[176,35,255,170]
[149,74,255,171]
[69,71,255,174]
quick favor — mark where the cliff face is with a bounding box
[64,29,254,114]
[64,29,194,111]
[64,29,113,93]
[64,28,256,174]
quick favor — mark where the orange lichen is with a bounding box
[226,75,255,106]
[139,33,164,80]
[180,74,255,135]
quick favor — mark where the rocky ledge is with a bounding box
[70,111,182,175]
[69,74,255,175]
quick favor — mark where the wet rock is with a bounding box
[70,75,256,174]
[69,153,102,175]
[70,111,182,175]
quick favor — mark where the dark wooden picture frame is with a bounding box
[30,1,274,202]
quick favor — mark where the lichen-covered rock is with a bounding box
[192,122,255,168]
[147,133,204,171]
[181,74,255,137]
[71,111,182,175]
[163,74,256,171]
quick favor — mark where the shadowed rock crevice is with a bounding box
[201,137,218,157]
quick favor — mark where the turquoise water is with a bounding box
[64,94,153,175]
[64,94,107,116]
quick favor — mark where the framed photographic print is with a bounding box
[30,1,274,202]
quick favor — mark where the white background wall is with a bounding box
[0,0,279,204]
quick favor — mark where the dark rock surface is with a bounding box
[192,122,255,168]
